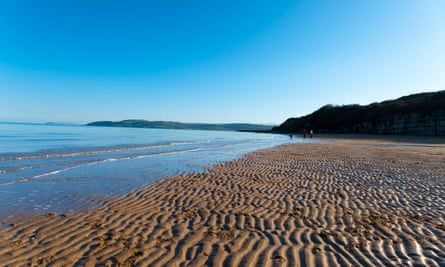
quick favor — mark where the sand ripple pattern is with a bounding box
[1,144,444,266]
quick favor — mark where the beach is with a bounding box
[1,141,444,266]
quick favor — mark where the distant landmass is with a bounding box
[273,90,445,136]
[87,91,445,136]
[0,121,78,127]
[87,120,274,132]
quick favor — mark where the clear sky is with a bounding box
[1,0,444,124]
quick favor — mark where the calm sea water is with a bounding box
[0,123,293,218]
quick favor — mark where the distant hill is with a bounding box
[87,120,274,132]
[272,90,445,136]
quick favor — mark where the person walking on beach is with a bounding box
[310,130,313,138]
[303,129,307,138]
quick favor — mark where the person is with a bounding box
[303,129,307,138]
[310,129,313,138]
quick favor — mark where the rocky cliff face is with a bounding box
[273,91,445,136]
[338,110,445,136]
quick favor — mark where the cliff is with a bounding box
[272,90,445,136]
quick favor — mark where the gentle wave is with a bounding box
[0,140,208,162]
[0,148,202,186]
[0,160,90,174]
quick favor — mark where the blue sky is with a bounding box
[1,0,444,124]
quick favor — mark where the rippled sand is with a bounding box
[1,143,444,266]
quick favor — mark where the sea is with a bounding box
[0,123,296,219]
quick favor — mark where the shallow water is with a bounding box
[0,123,301,218]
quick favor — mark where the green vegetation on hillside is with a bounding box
[87,120,274,132]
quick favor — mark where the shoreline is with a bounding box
[1,142,444,266]
[0,125,289,219]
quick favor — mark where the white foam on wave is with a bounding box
[0,148,202,186]
[0,140,208,162]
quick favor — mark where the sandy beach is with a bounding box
[1,141,444,266]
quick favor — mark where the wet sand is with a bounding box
[1,142,444,266]
[313,133,445,147]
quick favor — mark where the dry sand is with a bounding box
[1,143,444,266]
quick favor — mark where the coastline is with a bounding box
[1,141,444,266]
[0,124,288,217]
